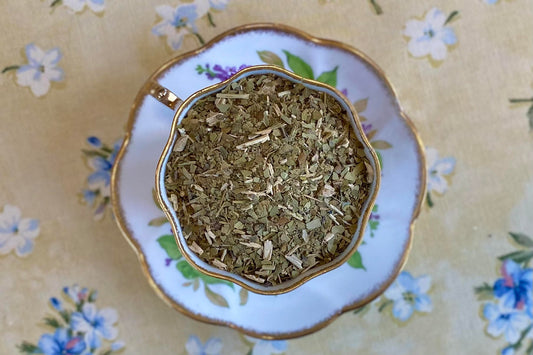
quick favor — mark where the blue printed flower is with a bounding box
[404,8,457,61]
[0,204,40,257]
[63,284,89,305]
[62,0,105,13]
[501,346,515,355]
[38,328,86,355]
[71,303,119,349]
[485,0,499,4]
[483,302,530,343]
[152,4,200,50]
[50,297,62,311]
[494,259,533,312]
[384,271,432,321]
[15,44,63,97]
[243,336,287,355]
[185,335,223,355]
[86,140,121,198]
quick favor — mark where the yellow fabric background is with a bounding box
[1,0,532,354]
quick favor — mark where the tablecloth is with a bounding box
[1,0,532,354]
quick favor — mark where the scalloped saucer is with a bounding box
[111,23,426,339]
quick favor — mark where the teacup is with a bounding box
[154,65,380,295]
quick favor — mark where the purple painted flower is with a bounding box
[196,64,248,81]
[362,123,373,136]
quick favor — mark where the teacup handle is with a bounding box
[149,81,183,110]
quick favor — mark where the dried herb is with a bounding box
[165,74,372,286]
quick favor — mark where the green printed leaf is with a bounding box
[509,232,533,248]
[498,250,533,265]
[157,235,182,260]
[378,299,393,312]
[204,284,230,308]
[444,10,459,25]
[257,50,284,68]
[17,342,40,354]
[316,66,338,87]
[283,50,314,79]
[426,192,434,208]
[474,282,494,301]
[1,65,19,73]
[44,316,61,328]
[347,251,366,270]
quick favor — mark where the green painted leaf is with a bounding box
[176,260,201,279]
[372,204,378,212]
[347,251,366,270]
[149,216,168,226]
[316,66,338,87]
[16,342,40,354]
[283,50,314,79]
[509,232,533,247]
[376,150,383,168]
[369,220,379,230]
[1,65,20,74]
[239,288,249,306]
[371,140,392,149]
[157,235,182,260]
[257,50,284,68]
[527,104,533,130]
[353,98,368,113]
[204,284,230,308]
[378,299,393,312]
[200,274,235,289]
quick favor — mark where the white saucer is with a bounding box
[111,23,426,339]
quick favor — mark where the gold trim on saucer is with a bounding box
[111,23,427,340]
[154,64,381,295]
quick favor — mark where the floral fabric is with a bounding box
[1,0,532,354]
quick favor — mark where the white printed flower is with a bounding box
[384,271,432,321]
[70,303,119,349]
[62,0,105,13]
[152,4,200,50]
[0,205,40,257]
[208,0,229,10]
[243,336,287,355]
[15,44,64,97]
[426,147,456,194]
[404,8,457,61]
[185,335,222,355]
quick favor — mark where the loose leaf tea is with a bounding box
[165,73,373,286]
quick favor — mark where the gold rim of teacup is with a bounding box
[154,64,381,295]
